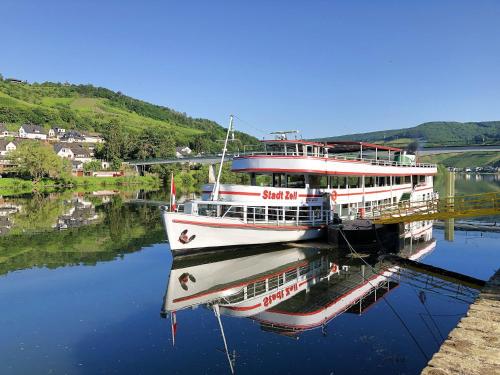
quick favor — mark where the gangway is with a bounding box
[368,192,500,224]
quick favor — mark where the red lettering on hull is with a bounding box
[262,190,298,200]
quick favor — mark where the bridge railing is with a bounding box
[369,192,500,223]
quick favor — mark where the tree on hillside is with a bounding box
[99,121,132,166]
[189,134,212,154]
[133,128,175,160]
[10,141,70,182]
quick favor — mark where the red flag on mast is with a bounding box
[170,173,177,212]
[171,311,177,346]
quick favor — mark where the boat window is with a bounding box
[226,289,245,303]
[268,276,279,291]
[267,143,284,155]
[284,206,297,221]
[365,176,374,188]
[299,264,310,276]
[419,175,425,183]
[287,174,305,188]
[268,207,281,222]
[377,176,386,187]
[254,280,266,296]
[348,176,360,189]
[273,173,286,187]
[404,176,411,184]
[285,268,297,283]
[247,206,266,222]
[247,283,255,298]
[198,204,217,217]
[339,176,348,189]
[329,176,340,189]
[253,174,271,187]
[285,144,297,156]
[395,176,401,185]
[221,205,244,219]
[298,207,309,222]
[309,175,328,188]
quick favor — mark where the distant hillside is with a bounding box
[316,121,500,148]
[0,76,256,153]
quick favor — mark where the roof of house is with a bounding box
[53,143,74,154]
[0,140,9,150]
[0,139,17,150]
[60,131,85,140]
[20,124,46,134]
[69,144,91,157]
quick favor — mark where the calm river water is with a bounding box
[0,174,498,375]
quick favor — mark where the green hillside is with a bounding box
[0,76,256,155]
[316,121,500,148]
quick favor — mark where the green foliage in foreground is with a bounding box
[9,140,71,181]
[316,121,500,147]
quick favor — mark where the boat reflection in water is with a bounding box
[161,227,436,372]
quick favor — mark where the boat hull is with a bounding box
[161,211,325,252]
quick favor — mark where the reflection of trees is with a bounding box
[0,195,164,275]
[9,192,71,234]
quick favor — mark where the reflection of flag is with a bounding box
[171,311,177,346]
[170,173,177,212]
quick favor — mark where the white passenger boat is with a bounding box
[161,117,438,252]
[162,246,337,318]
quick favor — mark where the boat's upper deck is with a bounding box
[232,140,437,176]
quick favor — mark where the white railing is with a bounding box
[237,149,436,168]
[197,201,328,226]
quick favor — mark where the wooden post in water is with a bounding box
[444,170,455,241]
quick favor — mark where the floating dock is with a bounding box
[421,269,500,375]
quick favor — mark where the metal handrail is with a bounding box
[236,150,436,168]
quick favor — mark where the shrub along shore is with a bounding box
[0,175,161,196]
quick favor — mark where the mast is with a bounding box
[212,115,234,201]
[213,304,235,374]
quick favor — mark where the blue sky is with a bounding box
[1,0,499,138]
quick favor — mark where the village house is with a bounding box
[0,140,17,156]
[19,124,47,140]
[53,143,74,159]
[70,144,92,163]
[0,124,10,138]
[48,127,66,139]
[176,146,192,158]
[53,143,92,163]
[82,132,104,143]
[59,130,86,143]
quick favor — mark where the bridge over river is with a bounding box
[126,145,500,167]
